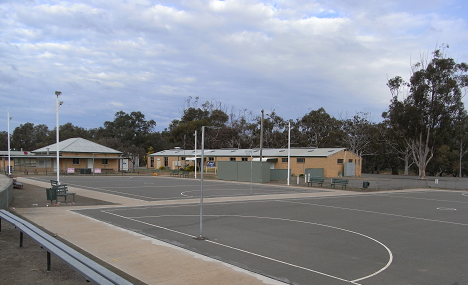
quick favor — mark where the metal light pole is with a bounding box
[194,130,197,179]
[198,126,206,239]
[55,91,62,184]
[287,121,291,186]
[7,113,12,175]
[198,126,219,239]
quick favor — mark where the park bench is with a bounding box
[170,169,180,177]
[54,185,76,203]
[9,175,23,189]
[307,177,324,187]
[47,182,75,204]
[180,170,189,178]
[331,178,349,189]
[13,178,23,189]
[50,180,64,187]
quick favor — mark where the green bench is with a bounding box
[307,177,324,187]
[47,181,76,203]
[50,180,67,187]
[331,178,349,189]
[180,170,189,178]
[170,170,180,177]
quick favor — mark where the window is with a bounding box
[230,157,236,161]
[241,157,248,161]
[181,157,185,161]
[297,158,305,163]
[337,159,344,164]
[150,157,154,167]
[282,158,288,163]
[164,157,168,167]
[208,157,214,161]
[102,159,108,165]
[73,158,80,165]
[349,159,353,163]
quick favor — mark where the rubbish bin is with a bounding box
[80,168,92,174]
[46,188,57,203]
[363,181,370,189]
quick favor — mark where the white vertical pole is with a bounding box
[55,91,61,184]
[287,121,290,186]
[250,151,253,195]
[199,126,205,239]
[7,112,11,175]
[194,130,197,179]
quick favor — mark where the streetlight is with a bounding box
[194,130,197,179]
[55,91,62,184]
[7,112,12,175]
[197,125,220,240]
[287,121,291,186]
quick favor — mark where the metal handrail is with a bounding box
[0,210,132,285]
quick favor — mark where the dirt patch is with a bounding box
[1,182,143,285]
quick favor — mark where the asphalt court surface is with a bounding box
[30,176,327,200]
[61,177,468,285]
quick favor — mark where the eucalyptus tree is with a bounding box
[361,122,401,174]
[340,112,375,157]
[168,101,232,149]
[227,109,257,149]
[452,111,468,177]
[58,123,92,141]
[297,108,343,148]
[381,120,414,175]
[102,111,156,148]
[0,131,7,151]
[262,111,288,148]
[11,123,52,150]
[385,46,468,178]
[99,111,157,166]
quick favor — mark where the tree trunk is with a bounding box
[404,152,410,175]
[460,141,464,178]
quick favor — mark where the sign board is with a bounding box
[67,168,75,174]
[207,161,216,168]
[94,168,101,174]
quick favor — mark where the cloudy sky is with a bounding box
[1,0,468,133]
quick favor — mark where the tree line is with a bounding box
[1,45,467,178]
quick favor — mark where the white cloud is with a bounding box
[1,0,467,133]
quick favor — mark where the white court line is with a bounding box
[279,200,468,227]
[381,193,468,204]
[179,188,301,197]
[100,211,394,284]
[66,184,164,200]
